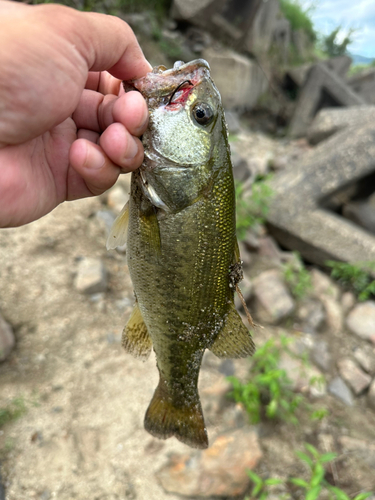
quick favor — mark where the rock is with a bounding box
[307,105,375,145]
[279,352,326,397]
[225,110,241,134]
[289,63,365,139]
[341,291,356,314]
[252,269,295,323]
[74,257,107,295]
[296,298,325,334]
[347,68,375,105]
[202,47,268,109]
[156,428,262,497]
[266,125,375,268]
[320,296,344,335]
[95,209,116,235]
[107,185,129,214]
[346,301,375,342]
[353,346,375,375]
[257,236,282,263]
[0,313,15,362]
[328,377,354,406]
[310,269,340,301]
[368,380,375,410]
[311,340,332,372]
[343,198,375,234]
[337,358,372,395]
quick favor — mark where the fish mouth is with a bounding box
[123,59,211,100]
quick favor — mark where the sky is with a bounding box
[299,0,375,58]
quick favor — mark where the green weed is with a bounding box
[283,252,312,300]
[246,444,373,500]
[0,397,27,428]
[279,0,316,42]
[228,336,304,424]
[235,177,273,241]
[320,26,355,58]
[326,261,375,301]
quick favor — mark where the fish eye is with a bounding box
[192,103,214,126]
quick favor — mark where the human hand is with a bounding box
[0,0,152,227]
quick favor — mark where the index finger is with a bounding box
[71,10,152,80]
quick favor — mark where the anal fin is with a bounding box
[122,302,152,360]
[209,303,255,359]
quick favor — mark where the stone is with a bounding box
[296,298,325,334]
[342,197,375,235]
[307,105,375,145]
[328,377,354,406]
[278,353,326,397]
[225,110,241,134]
[74,257,107,295]
[266,125,375,268]
[252,269,295,323]
[320,296,343,335]
[156,428,262,497]
[346,301,375,342]
[341,291,356,314]
[95,209,116,235]
[347,68,375,105]
[289,63,365,139]
[310,269,340,301]
[202,47,268,109]
[353,347,375,375]
[0,313,15,362]
[272,17,291,65]
[107,185,129,214]
[368,380,375,410]
[242,0,280,56]
[257,236,282,263]
[337,358,372,395]
[311,340,332,372]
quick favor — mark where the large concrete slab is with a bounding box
[307,105,375,145]
[202,47,268,109]
[286,56,352,89]
[347,68,375,105]
[266,124,375,267]
[289,63,365,138]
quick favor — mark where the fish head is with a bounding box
[125,59,226,167]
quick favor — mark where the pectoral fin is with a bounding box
[106,201,129,250]
[209,303,255,359]
[122,302,152,360]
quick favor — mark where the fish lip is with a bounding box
[124,59,211,99]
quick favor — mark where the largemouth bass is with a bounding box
[107,59,255,449]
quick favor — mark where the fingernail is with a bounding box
[124,136,138,160]
[88,145,106,170]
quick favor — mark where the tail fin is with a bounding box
[144,376,208,449]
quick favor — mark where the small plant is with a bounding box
[0,397,27,428]
[245,444,373,500]
[283,252,312,300]
[235,176,273,241]
[228,336,304,424]
[290,444,372,500]
[245,470,285,500]
[320,26,356,58]
[279,0,316,42]
[326,260,375,301]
